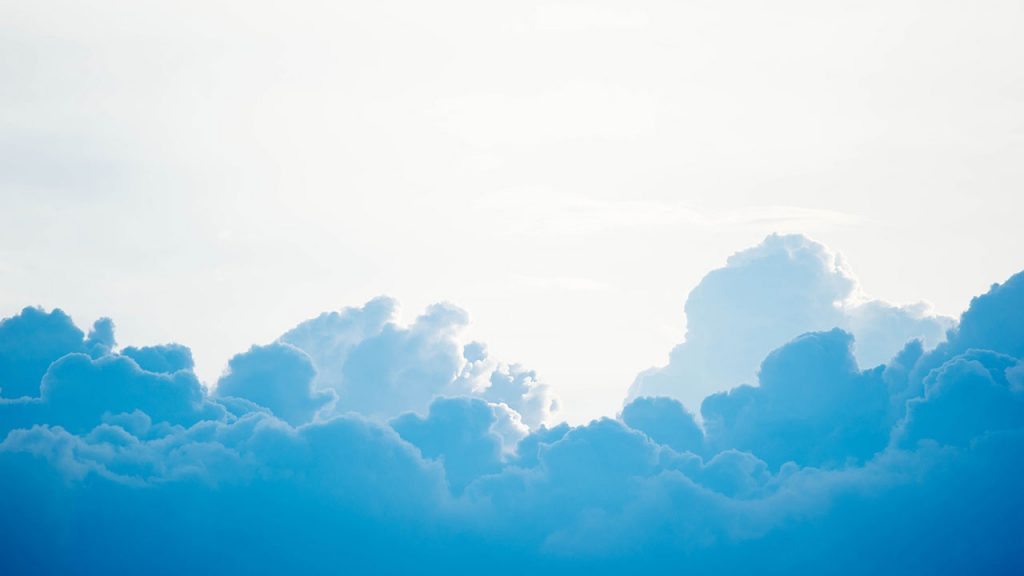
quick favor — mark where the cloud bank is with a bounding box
[2,234,1022,574]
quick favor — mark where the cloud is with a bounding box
[0,238,1022,574]
[620,396,703,454]
[392,397,510,494]
[0,412,452,574]
[1,352,226,436]
[84,317,116,358]
[471,355,557,429]
[952,271,1024,358]
[215,342,336,426]
[700,328,890,468]
[281,301,557,427]
[904,270,1024,394]
[844,300,951,369]
[278,298,470,420]
[896,350,1023,449]
[121,343,195,374]
[0,307,85,399]
[278,296,397,396]
[629,233,953,412]
[334,302,469,419]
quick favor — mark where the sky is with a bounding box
[4,2,1024,573]
[2,0,1023,424]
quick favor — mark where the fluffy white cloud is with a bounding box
[280,300,557,427]
[629,234,953,412]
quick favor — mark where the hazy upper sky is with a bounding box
[2,0,1022,423]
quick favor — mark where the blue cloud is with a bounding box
[897,349,1024,449]
[335,302,469,419]
[0,307,85,398]
[84,317,116,358]
[392,396,505,493]
[620,396,703,453]
[1,352,226,436]
[215,342,335,426]
[701,328,890,468]
[629,234,953,412]
[1,237,1022,574]
[280,299,557,426]
[121,343,194,373]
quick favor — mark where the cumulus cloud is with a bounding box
[620,396,703,454]
[215,343,336,426]
[0,307,85,398]
[278,296,397,395]
[84,317,116,358]
[0,240,1022,574]
[629,234,953,412]
[700,328,890,468]
[1,353,226,436]
[459,344,558,429]
[896,350,1024,449]
[280,300,557,426]
[121,343,194,374]
[333,302,469,418]
[392,397,513,493]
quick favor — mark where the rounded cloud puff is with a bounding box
[629,234,953,412]
[280,299,557,426]
[216,342,336,426]
[621,396,703,454]
[0,307,85,399]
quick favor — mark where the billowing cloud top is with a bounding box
[2,234,1022,574]
[629,234,954,411]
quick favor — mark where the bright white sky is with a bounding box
[2,0,1022,423]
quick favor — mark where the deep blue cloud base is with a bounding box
[2,236,1023,574]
